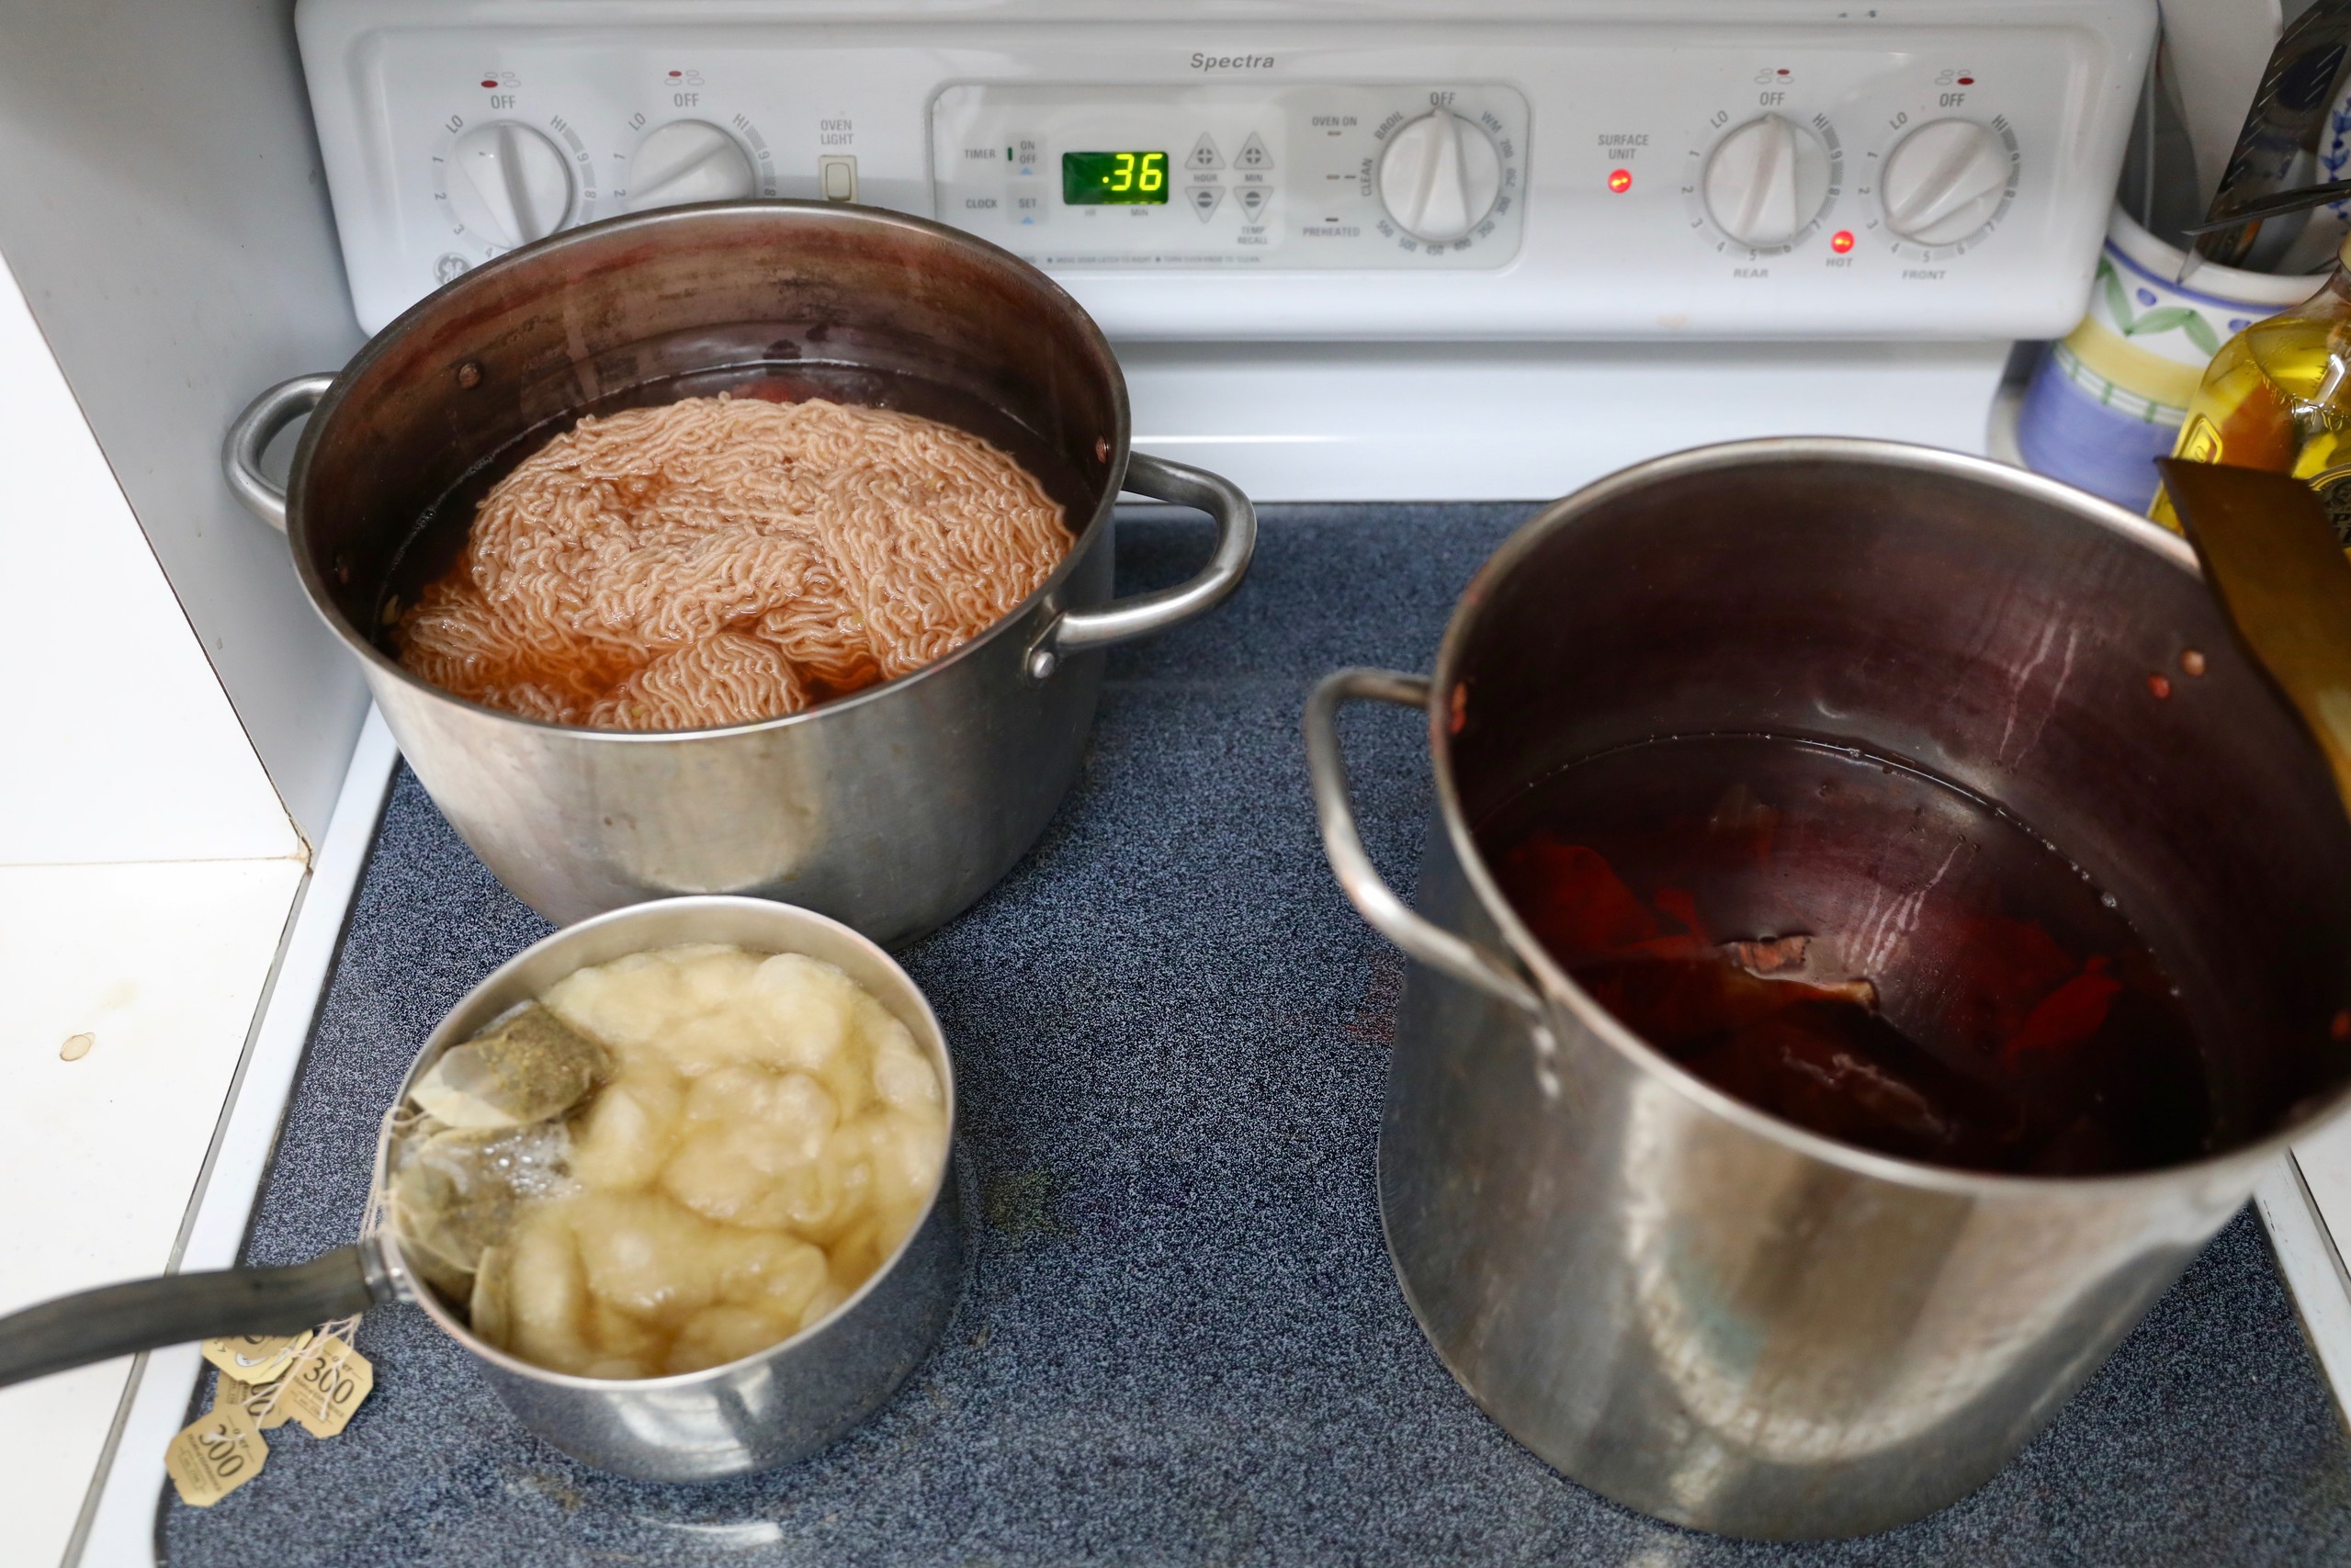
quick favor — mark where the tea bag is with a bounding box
[469,1244,514,1350]
[389,1121,574,1301]
[410,1003,609,1129]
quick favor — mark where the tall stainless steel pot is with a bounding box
[225,202,1254,942]
[1305,439,2351,1540]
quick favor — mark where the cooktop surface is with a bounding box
[160,504,2351,1566]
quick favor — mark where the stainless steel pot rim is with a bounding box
[371,893,958,1391]
[287,198,1136,742]
[1429,434,2341,1200]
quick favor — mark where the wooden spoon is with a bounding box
[2157,457,2351,810]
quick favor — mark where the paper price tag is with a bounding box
[201,1331,312,1385]
[166,1403,267,1507]
[211,1374,278,1429]
[254,1393,294,1432]
[281,1337,375,1439]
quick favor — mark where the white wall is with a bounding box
[0,8,368,1557]
[0,0,370,841]
[0,235,323,1568]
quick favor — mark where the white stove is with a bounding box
[62,5,2351,1565]
[304,0,2149,342]
[294,0,2156,497]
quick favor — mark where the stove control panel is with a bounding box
[932,85,1530,270]
[296,0,2153,339]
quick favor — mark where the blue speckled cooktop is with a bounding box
[160,505,2351,1566]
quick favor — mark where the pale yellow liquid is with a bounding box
[2150,271,2351,533]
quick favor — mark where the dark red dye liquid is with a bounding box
[1484,736,2217,1176]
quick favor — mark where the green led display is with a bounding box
[1062,151,1170,205]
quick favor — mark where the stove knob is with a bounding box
[1377,105,1504,243]
[1881,118,2011,246]
[446,121,575,249]
[1703,113,1832,248]
[625,120,757,212]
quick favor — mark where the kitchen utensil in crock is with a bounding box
[2159,457,2351,803]
[223,200,1255,943]
[0,897,964,1483]
[1305,437,2351,1540]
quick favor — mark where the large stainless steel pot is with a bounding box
[0,897,964,1481]
[1305,439,2351,1540]
[224,202,1254,942]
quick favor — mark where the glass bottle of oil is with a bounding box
[2151,239,2351,541]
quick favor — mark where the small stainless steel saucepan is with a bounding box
[0,897,963,1482]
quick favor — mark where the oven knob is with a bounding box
[1703,114,1832,248]
[1377,106,1504,243]
[625,120,757,212]
[446,121,575,248]
[1881,118,2011,246]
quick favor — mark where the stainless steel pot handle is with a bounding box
[1038,451,1258,673]
[1305,668,1554,1040]
[222,373,335,532]
[0,1241,391,1390]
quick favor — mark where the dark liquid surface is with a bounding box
[1483,735,2217,1176]
[373,360,1094,679]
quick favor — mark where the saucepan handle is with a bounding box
[1304,668,1554,1036]
[222,373,336,532]
[1043,451,1258,667]
[0,1244,387,1390]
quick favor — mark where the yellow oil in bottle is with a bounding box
[2151,263,2351,538]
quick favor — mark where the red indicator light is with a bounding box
[669,70,683,77]
[1830,230,1856,254]
[1607,168,1633,193]
[1777,68,1791,76]
[480,78,498,88]
[1957,75,1975,85]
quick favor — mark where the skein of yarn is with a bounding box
[398,395,1070,730]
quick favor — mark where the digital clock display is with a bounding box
[1062,151,1170,205]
